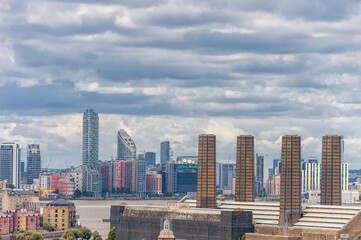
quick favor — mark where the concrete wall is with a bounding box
[110,205,254,240]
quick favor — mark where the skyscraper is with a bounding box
[160,141,170,164]
[255,154,264,197]
[82,109,100,194]
[235,135,254,202]
[196,134,216,208]
[321,135,342,206]
[216,163,236,190]
[82,109,99,166]
[145,152,156,166]
[0,143,21,188]
[117,129,136,161]
[279,135,301,226]
[27,144,41,184]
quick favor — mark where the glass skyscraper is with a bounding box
[82,109,99,166]
[27,144,41,184]
[160,141,170,164]
[0,143,21,188]
[145,152,156,166]
[117,129,136,161]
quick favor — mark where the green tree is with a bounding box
[78,227,92,240]
[64,231,76,240]
[63,229,79,240]
[39,215,43,227]
[106,227,116,240]
[92,231,102,240]
[74,189,82,198]
[17,231,44,240]
[30,232,44,240]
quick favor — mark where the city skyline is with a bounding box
[1,0,361,168]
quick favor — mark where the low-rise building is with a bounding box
[146,174,162,194]
[0,210,40,233]
[43,199,76,231]
[58,179,76,196]
[0,189,39,210]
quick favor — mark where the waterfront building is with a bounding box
[137,160,146,197]
[0,210,40,233]
[82,109,99,193]
[216,163,236,190]
[279,135,301,226]
[117,129,136,161]
[161,162,198,194]
[27,144,41,184]
[145,152,156,166]
[0,189,39,210]
[84,169,102,196]
[58,179,76,196]
[112,160,138,193]
[39,172,53,190]
[146,174,162,194]
[321,134,342,206]
[0,143,21,188]
[197,134,216,208]
[160,141,170,164]
[255,154,264,197]
[235,135,254,202]
[43,199,76,231]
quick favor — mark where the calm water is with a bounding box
[72,200,170,238]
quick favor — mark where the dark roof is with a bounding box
[0,189,36,196]
[47,199,75,207]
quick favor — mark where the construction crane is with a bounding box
[35,187,55,197]
[46,155,53,171]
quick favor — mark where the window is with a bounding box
[48,214,50,217]
[62,219,64,222]
[62,210,65,213]
[48,210,50,213]
[55,214,58,217]
[62,224,65,226]
[55,219,58,222]
[55,224,58,227]
[55,210,58,213]
[62,214,65,217]
[48,219,50,222]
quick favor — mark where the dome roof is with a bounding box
[158,219,175,239]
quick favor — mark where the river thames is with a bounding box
[71,200,170,238]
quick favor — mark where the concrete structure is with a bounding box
[117,129,136,161]
[43,199,76,231]
[197,134,216,208]
[26,144,41,185]
[321,135,342,206]
[145,152,156,166]
[146,174,162,194]
[279,135,301,226]
[0,189,39,210]
[235,135,254,202]
[110,202,254,240]
[0,143,21,188]
[160,141,170,164]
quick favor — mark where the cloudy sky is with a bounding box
[1,0,361,168]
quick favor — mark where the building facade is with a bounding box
[0,143,21,188]
[145,152,156,166]
[27,144,41,184]
[160,141,170,164]
[216,163,236,190]
[117,129,136,161]
[235,135,254,202]
[321,134,342,206]
[0,210,40,233]
[279,135,301,226]
[0,189,39,210]
[255,154,264,197]
[197,134,216,208]
[43,199,76,231]
[146,174,162,194]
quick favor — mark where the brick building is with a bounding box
[43,199,76,231]
[0,189,39,210]
[0,210,40,233]
[146,174,162,194]
[58,179,76,196]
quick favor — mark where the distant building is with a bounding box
[176,156,198,163]
[43,199,76,231]
[161,162,198,194]
[158,219,176,240]
[0,189,39,210]
[82,109,99,193]
[216,163,236,190]
[0,143,21,188]
[137,160,146,197]
[146,174,162,194]
[27,144,41,184]
[117,129,136,161]
[58,179,76,196]
[21,162,25,173]
[197,134,216,209]
[301,162,321,193]
[84,169,102,196]
[145,152,156,166]
[235,135,254,202]
[255,154,264,197]
[112,160,139,193]
[321,134,342,206]
[279,135,301,226]
[0,210,40,233]
[160,141,170,164]
[342,163,349,191]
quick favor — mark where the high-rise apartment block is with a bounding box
[342,163,349,191]
[279,135,301,226]
[321,135,342,206]
[27,144,41,184]
[160,141,170,164]
[0,143,21,188]
[117,129,136,161]
[235,135,254,202]
[255,154,264,197]
[196,134,216,208]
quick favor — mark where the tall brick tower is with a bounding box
[321,135,342,206]
[279,135,301,226]
[197,134,216,208]
[235,135,255,202]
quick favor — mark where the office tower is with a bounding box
[160,141,170,164]
[21,162,25,173]
[145,152,156,166]
[117,129,136,161]
[137,160,146,197]
[342,163,349,191]
[27,144,41,184]
[321,135,342,206]
[301,162,321,193]
[255,154,264,197]
[82,109,99,165]
[279,135,301,226]
[0,143,21,188]
[163,161,198,194]
[216,163,236,190]
[82,109,99,194]
[235,135,254,202]
[273,159,281,175]
[196,134,216,208]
